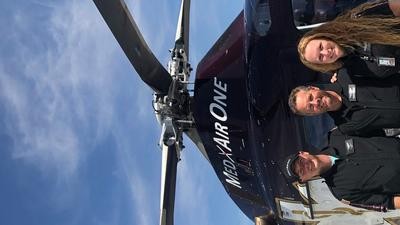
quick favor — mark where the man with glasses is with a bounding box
[283,128,400,210]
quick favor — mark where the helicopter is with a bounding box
[92,0,400,224]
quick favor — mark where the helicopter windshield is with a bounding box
[292,0,369,27]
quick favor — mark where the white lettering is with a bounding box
[213,137,231,152]
[223,159,238,176]
[210,103,227,121]
[213,89,227,107]
[214,77,227,92]
[216,145,234,163]
[210,78,241,189]
[223,171,242,189]
[215,131,229,141]
[215,122,228,136]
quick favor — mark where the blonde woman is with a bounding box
[298,0,400,78]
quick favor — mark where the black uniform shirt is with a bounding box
[344,45,400,78]
[320,128,400,209]
[322,70,400,136]
[342,0,400,78]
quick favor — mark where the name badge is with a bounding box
[378,57,395,67]
[348,84,357,102]
[345,139,355,155]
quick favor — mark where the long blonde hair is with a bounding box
[298,0,400,73]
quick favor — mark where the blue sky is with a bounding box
[0,0,252,225]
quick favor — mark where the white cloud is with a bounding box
[176,151,211,225]
[0,0,121,179]
[29,0,56,9]
[114,135,158,225]
[0,1,251,225]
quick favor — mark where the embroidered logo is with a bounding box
[345,139,354,155]
[348,84,356,102]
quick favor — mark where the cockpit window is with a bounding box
[292,0,369,27]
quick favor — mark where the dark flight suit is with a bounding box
[323,69,400,136]
[342,0,400,78]
[320,128,400,209]
[344,44,400,79]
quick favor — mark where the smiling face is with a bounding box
[303,39,345,64]
[292,151,320,182]
[294,87,340,115]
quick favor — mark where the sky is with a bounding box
[0,0,252,225]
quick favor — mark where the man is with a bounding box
[288,68,400,135]
[283,128,400,210]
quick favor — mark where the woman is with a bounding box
[298,0,400,78]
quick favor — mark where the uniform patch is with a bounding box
[345,139,354,155]
[348,84,357,102]
[377,57,395,67]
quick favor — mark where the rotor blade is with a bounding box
[159,143,179,225]
[93,0,172,94]
[175,0,190,57]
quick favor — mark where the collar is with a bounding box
[319,147,341,178]
[329,156,339,166]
